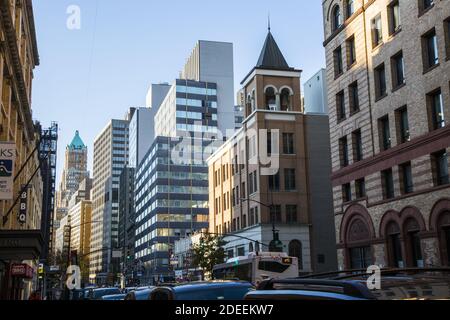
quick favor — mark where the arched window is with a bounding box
[249,242,254,253]
[288,240,303,269]
[265,87,277,110]
[386,221,404,268]
[332,5,342,32]
[280,88,292,111]
[346,218,373,269]
[255,242,260,253]
[345,0,355,19]
[404,218,423,267]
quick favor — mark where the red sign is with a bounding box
[10,264,33,279]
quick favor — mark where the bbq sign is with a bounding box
[18,186,28,224]
[0,142,16,200]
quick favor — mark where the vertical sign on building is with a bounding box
[0,142,16,200]
[18,186,28,224]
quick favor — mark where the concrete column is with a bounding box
[422,237,440,267]
[275,94,281,111]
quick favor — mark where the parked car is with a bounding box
[86,287,123,300]
[101,293,127,300]
[124,287,155,300]
[244,268,450,300]
[149,281,254,300]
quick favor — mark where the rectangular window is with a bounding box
[422,28,439,71]
[270,205,282,223]
[374,63,387,99]
[391,51,405,89]
[284,169,296,191]
[286,205,298,223]
[249,171,258,194]
[396,106,410,144]
[355,178,366,199]
[336,90,346,121]
[268,173,280,192]
[352,130,363,162]
[342,183,352,203]
[432,150,449,186]
[379,116,391,151]
[340,136,349,167]
[388,0,401,35]
[445,18,450,59]
[371,14,383,48]
[346,35,356,67]
[334,46,343,77]
[427,89,445,130]
[242,182,246,199]
[349,81,360,113]
[267,130,272,155]
[419,0,434,14]
[382,169,395,200]
[399,162,414,194]
[283,133,295,154]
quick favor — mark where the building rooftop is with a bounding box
[68,130,86,150]
[256,31,292,71]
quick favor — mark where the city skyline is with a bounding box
[30,0,325,184]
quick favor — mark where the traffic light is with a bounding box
[38,263,44,279]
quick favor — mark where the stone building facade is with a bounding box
[323,0,450,269]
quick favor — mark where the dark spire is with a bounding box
[256,28,291,70]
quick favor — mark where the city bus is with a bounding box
[212,252,299,285]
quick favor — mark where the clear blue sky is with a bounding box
[31,0,325,183]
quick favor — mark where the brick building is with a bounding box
[322,0,450,269]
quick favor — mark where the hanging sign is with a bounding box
[0,142,16,200]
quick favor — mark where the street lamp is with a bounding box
[240,198,283,253]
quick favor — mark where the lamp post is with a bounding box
[240,198,283,253]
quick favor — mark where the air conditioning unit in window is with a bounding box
[269,105,278,111]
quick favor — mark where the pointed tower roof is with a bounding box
[68,130,86,150]
[241,27,300,85]
[256,31,291,70]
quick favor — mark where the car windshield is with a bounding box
[93,288,121,298]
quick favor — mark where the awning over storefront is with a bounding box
[0,230,44,261]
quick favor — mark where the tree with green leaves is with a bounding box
[192,233,227,280]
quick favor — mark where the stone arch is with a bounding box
[326,0,341,22]
[330,3,342,32]
[340,204,375,244]
[429,199,450,232]
[379,210,401,239]
[400,206,426,233]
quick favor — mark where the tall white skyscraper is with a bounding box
[90,117,130,284]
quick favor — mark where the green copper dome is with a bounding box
[68,130,86,150]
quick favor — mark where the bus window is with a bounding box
[258,261,291,273]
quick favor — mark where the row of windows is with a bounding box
[217,204,299,237]
[176,85,217,96]
[176,98,217,109]
[342,149,449,204]
[339,85,447,169]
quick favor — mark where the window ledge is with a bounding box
[388,27,402,39]
[392,82,406,93]
[347,62,357,71]
[349,109,360,117]
[423,63,440,75]
[334,72,344,80]
[375,93,388,103]
[372,42,384,52]
[418,5,435,18]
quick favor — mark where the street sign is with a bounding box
[18,186,28,224]
[0,142,16,200]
